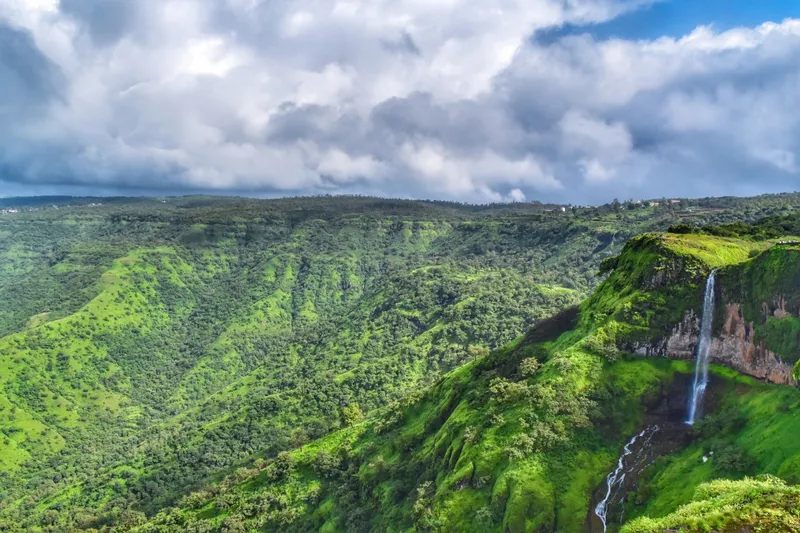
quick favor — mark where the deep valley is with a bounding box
[0,194,799,532]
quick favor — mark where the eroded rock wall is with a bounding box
[714,303,795,385]
[630,302,796,386]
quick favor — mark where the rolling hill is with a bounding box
[133,219,800,532]
[0,194,798,532]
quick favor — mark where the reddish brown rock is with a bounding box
[711,303,795,385]
[630,302,796,386]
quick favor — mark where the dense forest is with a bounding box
[0,193,799,532]
[136,210,800,533]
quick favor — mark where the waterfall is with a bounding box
[686,271,717,425]
[595,426,660,532]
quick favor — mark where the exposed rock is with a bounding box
[773,295,792,320]
[628,303,796,386]
[628,311,697,361]
[714,303,795,385]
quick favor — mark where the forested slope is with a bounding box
[132,211,800,533]
[0,194,798,532]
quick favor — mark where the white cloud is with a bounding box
[1,1,799,202]
[281,11,316,38]
[580,159,617,183]
[560,111,632,155]
[400,142,561,201]
[559,111,634,184]
[506,188,527,202]
[178,37,248,77]
[315,149,387,183]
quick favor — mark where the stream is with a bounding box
[585,418,691,533]
[586,271,721,532]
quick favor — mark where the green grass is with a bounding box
[3,196,800,532]
[623,476,800,533]
[656,233,764,267]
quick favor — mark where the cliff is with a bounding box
[596,235,799,385]
[129,229,800,533]
[633,304,796,385]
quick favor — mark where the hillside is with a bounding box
[129,220,800,532]
[622,476,800,533]
[0,194,798,532]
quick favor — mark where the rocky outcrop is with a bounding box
[714,303,795,385]
[628,311,697,362]
[630,303,796,386]
[772,295,792,320]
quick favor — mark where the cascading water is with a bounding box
[686,271,717,425]
[590,272,719,531]
[594,425,660,532]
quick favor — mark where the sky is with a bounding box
[1,0,799,204]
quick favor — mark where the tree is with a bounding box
[342,404,365,427]
[519,357,541,377]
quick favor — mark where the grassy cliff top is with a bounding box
[581,232,763,347]
[623,476,800,533]
[618,232,769,272]
[648,233,763,268]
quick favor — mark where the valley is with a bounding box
[0,194,799,532]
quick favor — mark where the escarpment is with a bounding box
[633,302,796,385]
[612,239,799,386]
[714,302,795,385]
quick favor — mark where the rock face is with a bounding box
[628,311,697,362]
[715,303,795,385]
[630,303,796,386]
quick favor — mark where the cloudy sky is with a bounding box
[1,0,799,204]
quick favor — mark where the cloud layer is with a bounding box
[1,0,799,202]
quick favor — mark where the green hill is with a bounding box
[0,194,799,532]
[127,220,800,532]
[622,475,800,533]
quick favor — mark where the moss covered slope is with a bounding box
[623,475,800,533]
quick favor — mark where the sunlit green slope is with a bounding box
[0,247,197,470]
[1,195,799,532]
[623,475,800,533]
[129,224,800,532]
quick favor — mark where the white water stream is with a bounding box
[686,271,716,425]
[594,271,718,531]
[594,425,660,532]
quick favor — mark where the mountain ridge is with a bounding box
[130,224,800,532]
[1,195,800,532]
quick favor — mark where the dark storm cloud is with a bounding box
[0,22,63,114]
[0,1,798,202]
[381,31,421,56]
[265,104,338,145]
[0,21,66,187]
